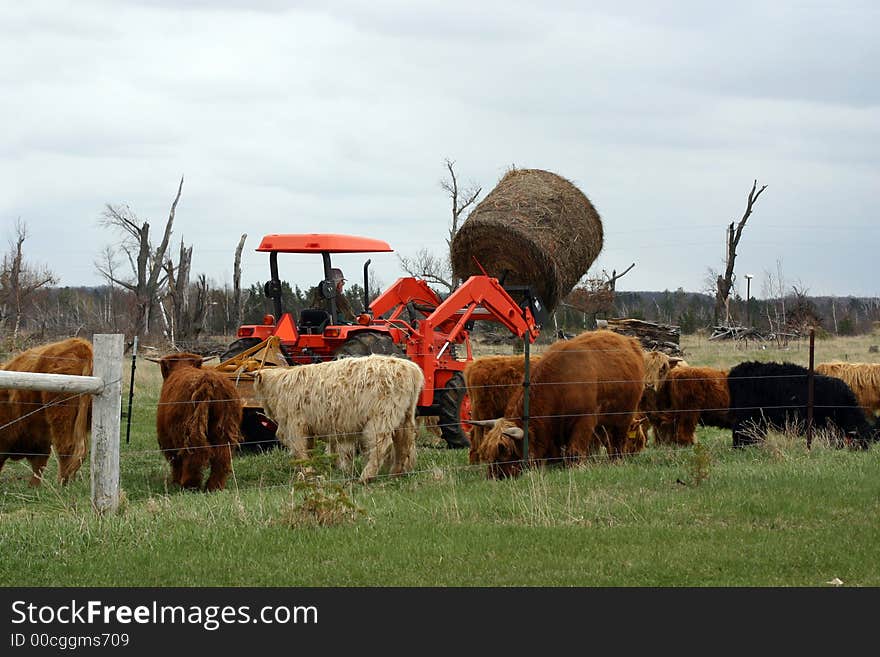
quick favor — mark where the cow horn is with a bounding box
[144,357,161,363]
[467,418,499,428]
[201,356,217,363]
[502,426,525,440]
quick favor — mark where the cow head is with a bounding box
[157,352,206,379]
[471,418,526,479]
[624,414,650,454]
[642,352,684,392]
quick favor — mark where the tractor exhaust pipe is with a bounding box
[363,259,371,314]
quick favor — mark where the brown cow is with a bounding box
[155,353,243,492]
[0,337,93,486]
[475,330,645,478]
[463,355,540,464]
[644,365,730,446]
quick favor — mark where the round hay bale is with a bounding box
[450,168,603,314]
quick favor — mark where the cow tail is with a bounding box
[182,381,211,454]
[69,392,92,470]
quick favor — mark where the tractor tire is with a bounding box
[237,409,281,455]
[437,372,471,449]
[335,331,402,358]
[220,337,262,363]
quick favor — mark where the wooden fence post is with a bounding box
[91,334,124,515]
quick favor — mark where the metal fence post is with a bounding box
[91,334,124,515]
[522,337,530,468]
[806,328,815,450]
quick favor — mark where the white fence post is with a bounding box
[90,334,124,515]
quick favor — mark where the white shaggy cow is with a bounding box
[253,354,424,483]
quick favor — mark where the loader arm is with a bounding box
[419,275,540,344]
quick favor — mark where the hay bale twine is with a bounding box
[450,168,603,314]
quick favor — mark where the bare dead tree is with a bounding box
[714,179,767,324]
[604,263,635,291]
[398,248,454,293]
[232,233,247,328]
[0,219,58,343]
[399,159,481,293]
[441,157,482,251]
[96,176,184,338]
[162,238,193,347]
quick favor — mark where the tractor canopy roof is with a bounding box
[256,234,393,253]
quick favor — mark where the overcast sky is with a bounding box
[3,0,878,299]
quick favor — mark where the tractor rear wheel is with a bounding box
[335,331,401,358]
[219,337,262,362]
[437,372,471,449]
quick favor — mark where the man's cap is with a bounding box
[329,268,345,282]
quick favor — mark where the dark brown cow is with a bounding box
[156,353,243,492]
[646,366,731,446]
[0,337,93,486]
[475,330,645,478]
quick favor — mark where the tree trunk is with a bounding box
[233,233,247,328]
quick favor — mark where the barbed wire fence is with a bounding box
[1,329,878,511]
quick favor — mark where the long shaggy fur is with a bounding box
[727,360,876,448]
[254,355,424,483]
[478,330,645,478]
[816,362,880,417]
[156,353,243,492]
[463,355,540,464]
[0,337,93,486]
[647,366,730,446]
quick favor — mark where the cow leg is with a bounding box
[335,441,356,477]
[676,412,699,446]
[360,421,394,483]
[205,445,232,492]
[170,455,185,486]
[567,416,598,465]
[603,423,631,461]
[391,422,417,476]
[732,422,756,448]
[27,454,50,487]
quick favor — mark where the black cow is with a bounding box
[727,361,877,448]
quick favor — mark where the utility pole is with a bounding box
[745,274,754,326]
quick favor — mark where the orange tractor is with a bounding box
[217,233,540,451]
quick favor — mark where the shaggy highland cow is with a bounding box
[474,330,645,478]
[0,337,93,486]
[727,361,877,448]
[155,352,243,491]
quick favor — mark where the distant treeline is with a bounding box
[3,283,879,351]
[554,288,880,336]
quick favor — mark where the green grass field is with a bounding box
[1,332,878,587]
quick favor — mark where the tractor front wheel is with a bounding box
[437,372,471,449]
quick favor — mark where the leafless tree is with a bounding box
[714,179,767,324]
[398,158,481,293]
[603,263,635,291]
[0,219,58,343]
[397,248,454,293]
[161,238,193,347]
[232,233,247,328]
[96,176,184,338]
